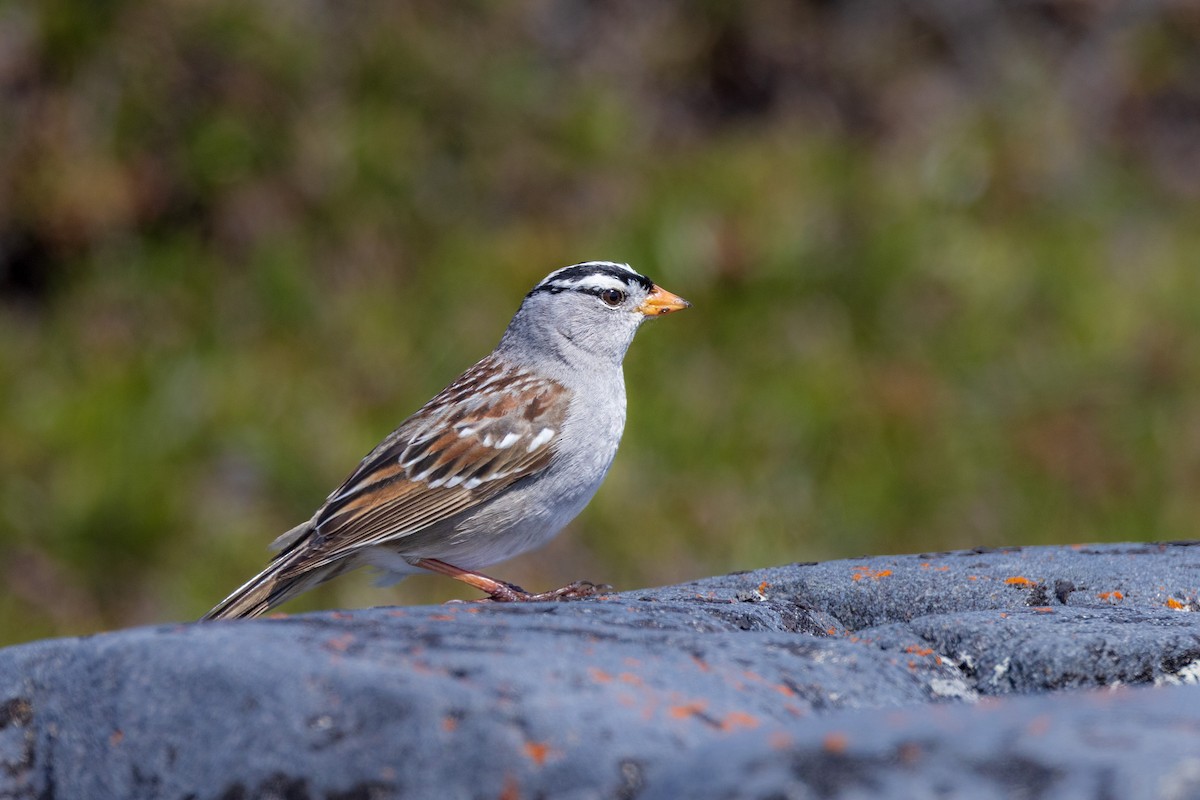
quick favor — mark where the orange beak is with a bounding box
[636,285,691,317]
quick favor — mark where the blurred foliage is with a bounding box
[2,1,1200,645]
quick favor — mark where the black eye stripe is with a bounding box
[534,285,625,303]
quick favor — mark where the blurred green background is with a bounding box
[2,1,1199,646]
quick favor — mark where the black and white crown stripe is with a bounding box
[527,261,655,298]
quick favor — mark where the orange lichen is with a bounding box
[1097,591,1125,603]
[758,581,770,593]
[442,716,458,733]
[588,668,613,684]
[897,742,923,764]
[324,633,354,652]
[769,731,794,751]
[1032,607,1055,614]
[1167,598,1185,610]
[1005,576,1036,586]
[1026,715,1052,736]
[852,566,893,581]
[904,646,934,656]
[823,731,849,754]
[499,775,520,800]
[720,712,760,731]
[618,672,643,686]
[523,742,552,766]
[669,701,708,719]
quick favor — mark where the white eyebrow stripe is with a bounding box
[527,427,554,451]
[558,274,629,292]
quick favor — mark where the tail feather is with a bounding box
[201,532,342,621]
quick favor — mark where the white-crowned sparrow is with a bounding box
[202,261,689,620]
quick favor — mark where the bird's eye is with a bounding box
[600,288,626,307]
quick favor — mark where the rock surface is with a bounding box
[3,542,1200,798]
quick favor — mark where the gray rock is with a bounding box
[646,682,1200,800]
[3,542,1200,798]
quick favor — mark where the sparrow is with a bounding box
[202,261,688,619]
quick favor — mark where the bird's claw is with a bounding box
[479,579,611,603]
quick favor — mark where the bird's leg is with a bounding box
[411,558,527,600]
[412,558,608,602]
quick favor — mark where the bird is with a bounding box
[201,261,689,620]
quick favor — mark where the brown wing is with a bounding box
[280,356,570,576]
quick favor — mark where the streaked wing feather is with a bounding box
[279,357,569,578]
